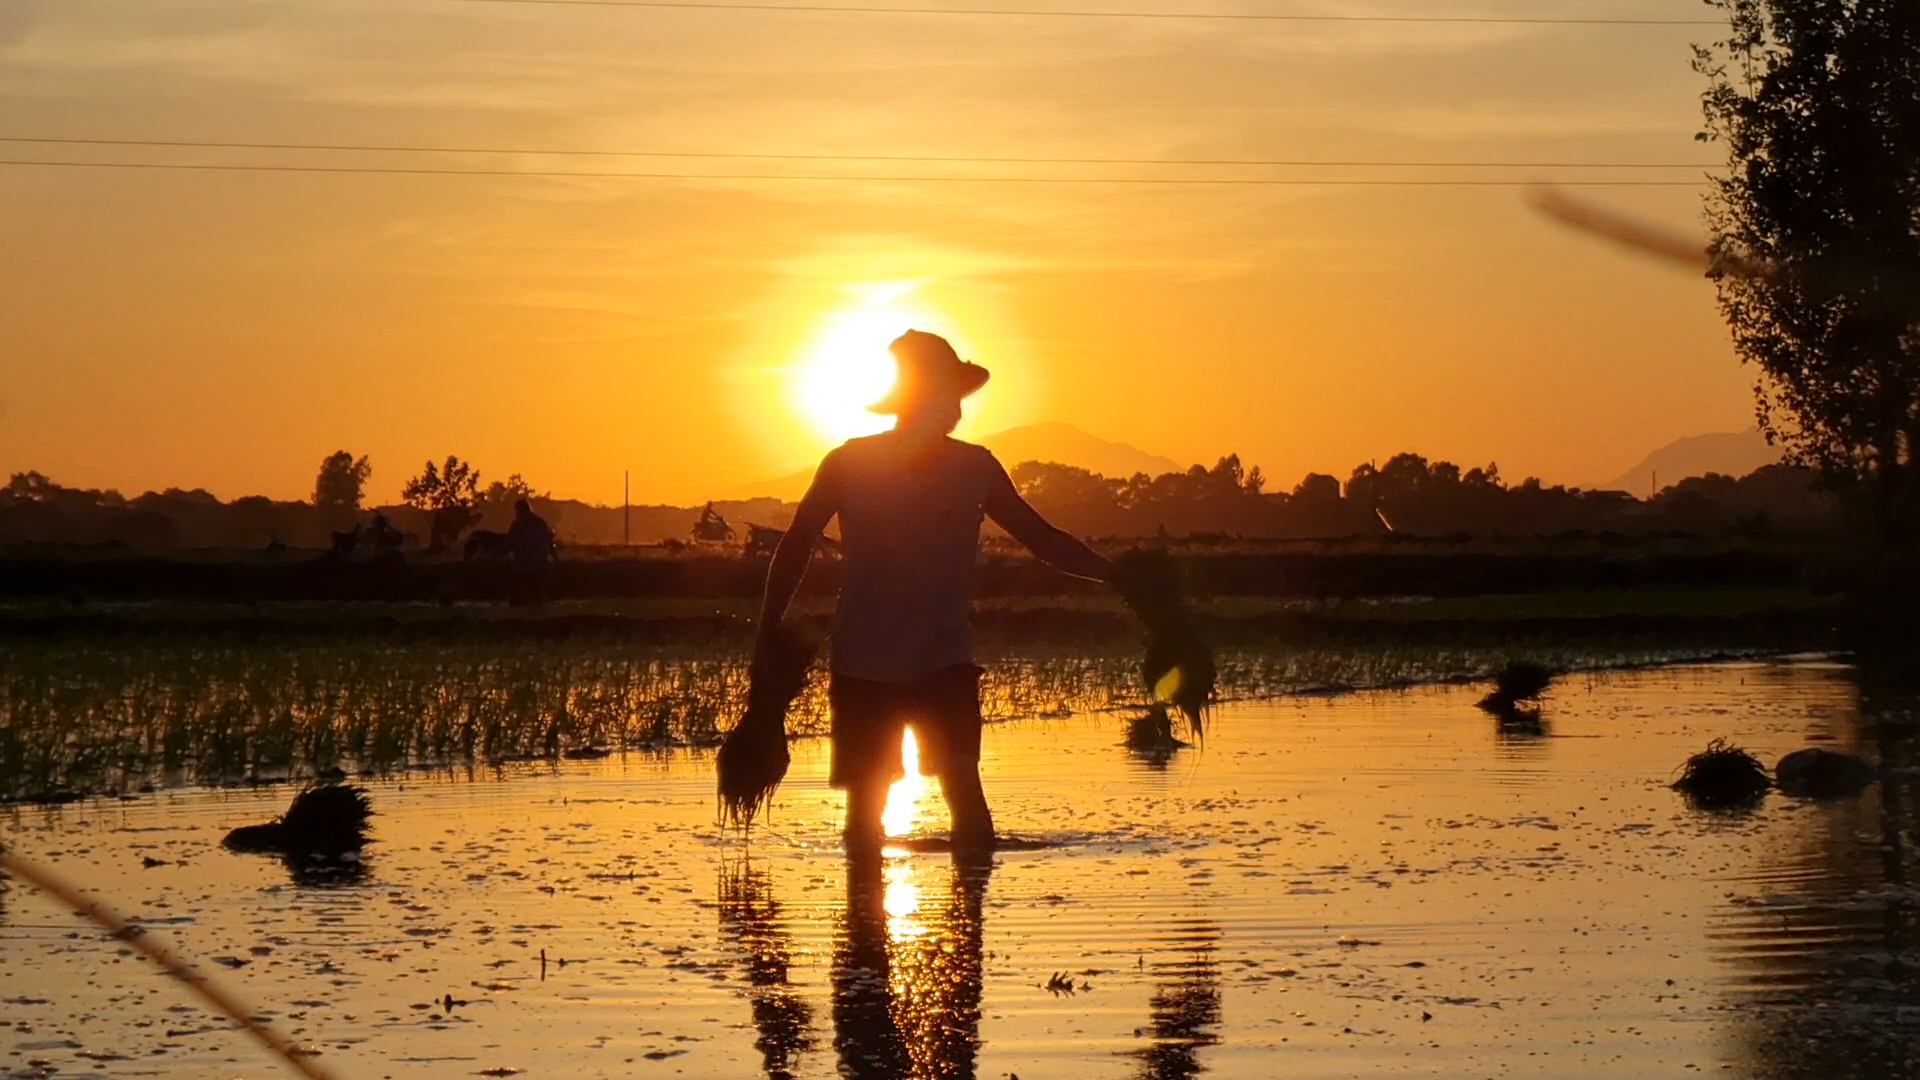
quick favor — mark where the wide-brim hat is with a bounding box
[868,329,991,414]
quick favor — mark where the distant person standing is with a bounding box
[507,498,556,608]
[754,330,1112,858]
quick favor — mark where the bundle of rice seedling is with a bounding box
[223,782,374,855]
[1124,704,1191,754]
[1476,661,1556,714]
[1111,549,1215,739]
[717,624,817,828]
[1671,738,1772,809]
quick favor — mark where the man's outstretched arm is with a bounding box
[754,456,842,655]
[984,463,1111,582]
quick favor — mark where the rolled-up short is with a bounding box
[827,665,983,791]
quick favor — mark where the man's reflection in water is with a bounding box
[833,853,990,1080]
[718,863,816,1080]
[1131,920,1223,1080]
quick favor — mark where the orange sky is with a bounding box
[0,1,1753,505]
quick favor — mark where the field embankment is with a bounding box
[0,535,1838,606]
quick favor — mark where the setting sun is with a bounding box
[791,282,976,446]
[793,308,904,444]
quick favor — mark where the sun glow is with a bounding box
[792,280,970,445]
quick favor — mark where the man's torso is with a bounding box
[828,434,999,683]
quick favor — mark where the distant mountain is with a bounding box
[723,423,1183,502]
[981,422,1183,480]
[1599,428,1783,494]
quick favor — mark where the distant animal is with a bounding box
[329,525,363,558]
[1477,661,1556,715]
[365,515,405,552]
[223,783,374,856]
[463,529,511,563]
[1774,747,1879,798]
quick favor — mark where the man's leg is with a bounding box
[926,666,994,852]
[941,764,995,853]
[830,674,902,860]
[843,771,890,859]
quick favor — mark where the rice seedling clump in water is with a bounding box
[1477,661,1556,714]
[1671,738,1771,809]
[223,782,374,855]
[1124,704,1190,753]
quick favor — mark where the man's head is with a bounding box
[870,330,989,436]
[514,498,532,518]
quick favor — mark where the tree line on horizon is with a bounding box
[0,445,1836,553]
[1011,452,1833,540]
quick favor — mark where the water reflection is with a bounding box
[276,851,371,888]
[833,854,990,1080]
[1721,680,1920,1080]
[1131,920,1223,1080]
[718,862,816,1080]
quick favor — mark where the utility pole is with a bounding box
[623,470,630,547]
[1650,470,1657,501]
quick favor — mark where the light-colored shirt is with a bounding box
[820,432,1004,683]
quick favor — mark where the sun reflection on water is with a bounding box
[881,728,926,838]
[883,860,924,941]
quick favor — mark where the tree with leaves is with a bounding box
[402,455,482,552]
[2,471,57,504]
[312,452,372,517]
[1695,0,1920,561]
[476,473,542,528]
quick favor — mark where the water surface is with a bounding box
[3,661,1916,1079]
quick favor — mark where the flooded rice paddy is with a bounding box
[3,660,1918,1079]
[0,636,1742,802]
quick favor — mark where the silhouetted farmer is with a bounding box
[507,498,555,607]
[755,330,1111,858]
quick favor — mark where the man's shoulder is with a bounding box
[832,434,887,456]
[819,436,879,477]
[829,434,1002,481]
[944,437,1005,477]
[937,435,997,460]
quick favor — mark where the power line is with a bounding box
[0,135,1724,171]
[443,0,1723,25]
[0,158,1708,184]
